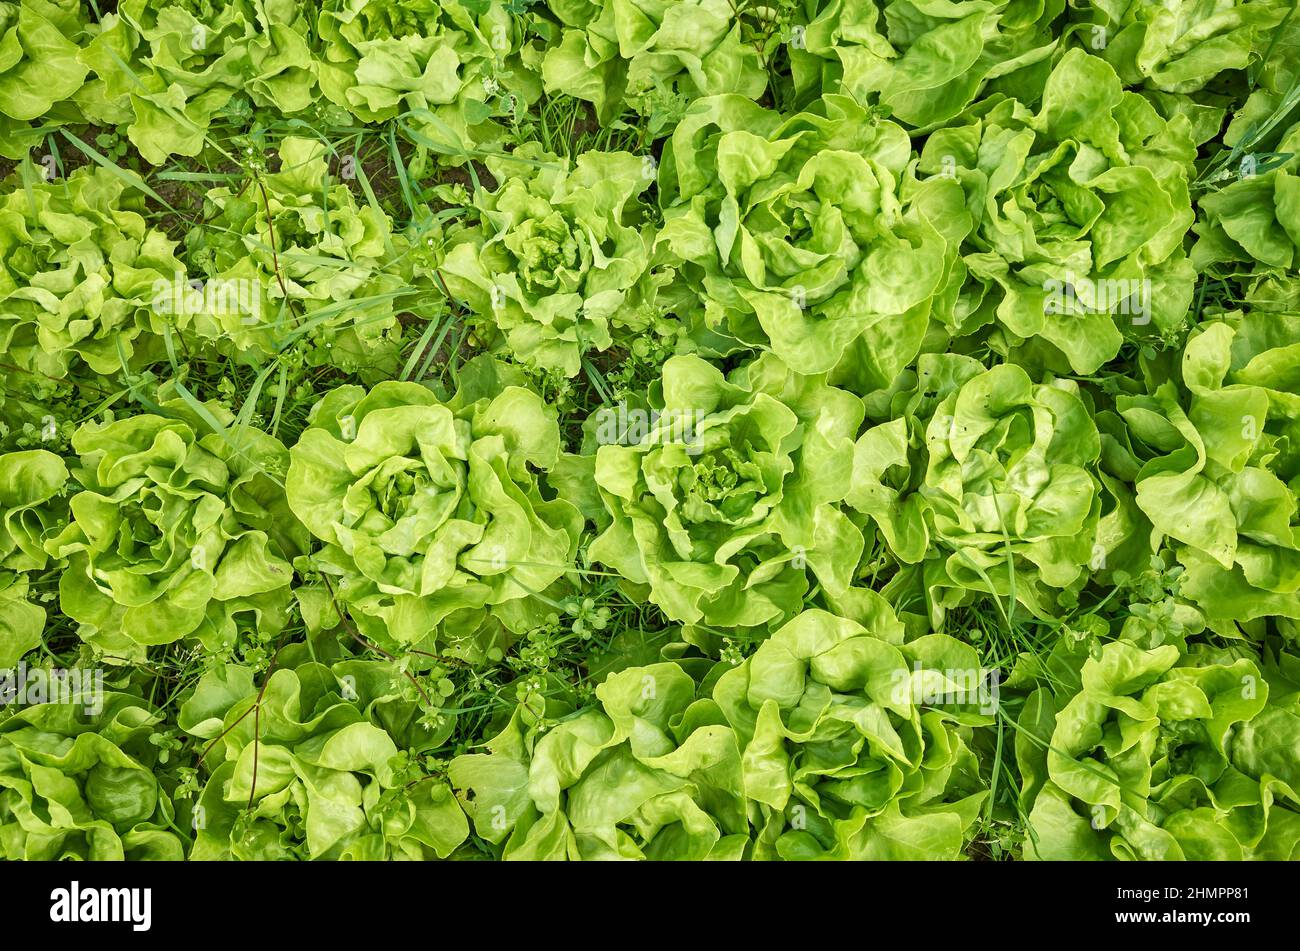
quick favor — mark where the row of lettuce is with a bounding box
[3,301,1299,859]
[5,610,1300,860]
[2,0,1295,158]
[4,34,1300,418]
[0,0,1298,860]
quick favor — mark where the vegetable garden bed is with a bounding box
[0,0,1298,862]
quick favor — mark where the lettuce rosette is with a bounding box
[181,661,469,860]
[0,449,67,666]
[1107,313,1300,634]
[0,165,185,390]
[588,351,864,637]
[0,0,92,158]
[540,0,766,123]
[789,0,1061,129]
[922,365,1104,611]
[713,607,991,859]
[46,406,303,656]
[658,92,962,377]
[1015,637,1300,860]
[316,0,540,157]
[449,662,751,860]
[81,0,316,164]
[0,691,186,860]
[850,362,1107,624]
[286,365,583,655]
[918,48,1198,374]
[440,145,669,377]
[184,137,413,375]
